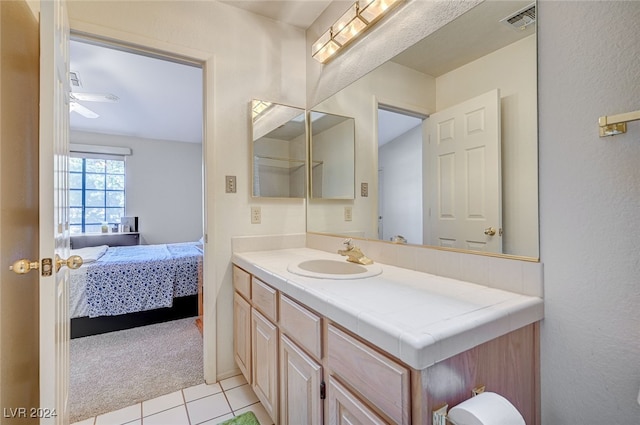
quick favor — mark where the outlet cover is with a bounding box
[344,206,353,221]
[251,206,261,224]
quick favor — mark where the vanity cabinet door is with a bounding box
[252,309,279,424]
[327,376,387,425]
[233,292,252,384]
[327,325,410,424]
[280,334,323,425]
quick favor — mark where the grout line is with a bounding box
[219,384,236,421]
[180,388,192,425]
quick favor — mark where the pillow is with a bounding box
[70,245,109,264]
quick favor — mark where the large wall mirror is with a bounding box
[307,1,539,259]
[309,111,356,199]
[251,100,307,198]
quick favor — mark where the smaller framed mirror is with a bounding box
[310,111,355,199]
[251,100,307,198]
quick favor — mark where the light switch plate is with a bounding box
[225,175,237,193]
[361,182,368,197]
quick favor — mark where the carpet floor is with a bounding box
[69,317,204,423]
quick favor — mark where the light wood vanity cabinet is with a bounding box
[233,265,410,425]
[327,376,387,425]
[251,308,279,423]
[232,265,540,425]
[280,334,323,425]
[233,292,251,381]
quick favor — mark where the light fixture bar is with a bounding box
[311,0,403,64]
[358,0,402,24]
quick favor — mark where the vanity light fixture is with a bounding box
[312,0,403,64]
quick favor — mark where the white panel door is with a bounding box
[40,1,72,423]
[428,89,502,253]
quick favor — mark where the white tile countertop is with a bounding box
[232,248,543,371]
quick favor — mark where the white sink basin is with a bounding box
[287,259,382,279]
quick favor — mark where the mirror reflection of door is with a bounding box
[427,89,502,253]
[377,106,425,245]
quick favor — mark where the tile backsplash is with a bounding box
[231,233,543,298]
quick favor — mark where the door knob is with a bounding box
[55,254,83,272]
[484,227,497,236]
[9,259,40,274]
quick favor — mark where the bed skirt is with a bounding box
[70,294,198,339]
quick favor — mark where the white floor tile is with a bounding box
[143,405,190,425]
[198,412,235,424]
[142,390,185,417]
[71,418,95,425]
[234,403,274,425]
[95,403,141,425]
[219,374,247,391]
[186,392,232,424]
[122,421,141,425]
[225,384,259,411]
[182,382,223,402]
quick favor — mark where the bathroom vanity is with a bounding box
[232,248,542,425]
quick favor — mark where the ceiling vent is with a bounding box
[500,3,536,31]
[70,71,82,88]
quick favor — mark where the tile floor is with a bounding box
[71,374,274,425]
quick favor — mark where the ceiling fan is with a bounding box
[69,92,119,119]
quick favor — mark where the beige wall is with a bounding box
[67,0,307,380]
[0,0,40,420]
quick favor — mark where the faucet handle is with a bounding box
[342,238,353,249]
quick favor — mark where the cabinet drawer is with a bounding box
[327,325,410,425]
[280,294,322,359]
[233,266,251,300]
[252,277,278,322]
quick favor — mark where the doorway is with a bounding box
[68,35,207,421]
[377,105,425,245]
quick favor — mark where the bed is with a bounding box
[69,241,202,338]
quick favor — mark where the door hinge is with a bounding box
[320,380,326,400]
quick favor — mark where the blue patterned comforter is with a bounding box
[84,242,202,318]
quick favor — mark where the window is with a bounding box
[69,155,125,234]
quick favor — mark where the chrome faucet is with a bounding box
[338,238,373,265]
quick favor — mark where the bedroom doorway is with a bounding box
[67,34,208,422]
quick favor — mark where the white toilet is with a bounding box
[447,392,526,425]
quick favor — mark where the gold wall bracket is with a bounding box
[599,109,640,137]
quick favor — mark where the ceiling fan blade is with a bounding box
[70,101,99,119]
[70,92,119,103]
